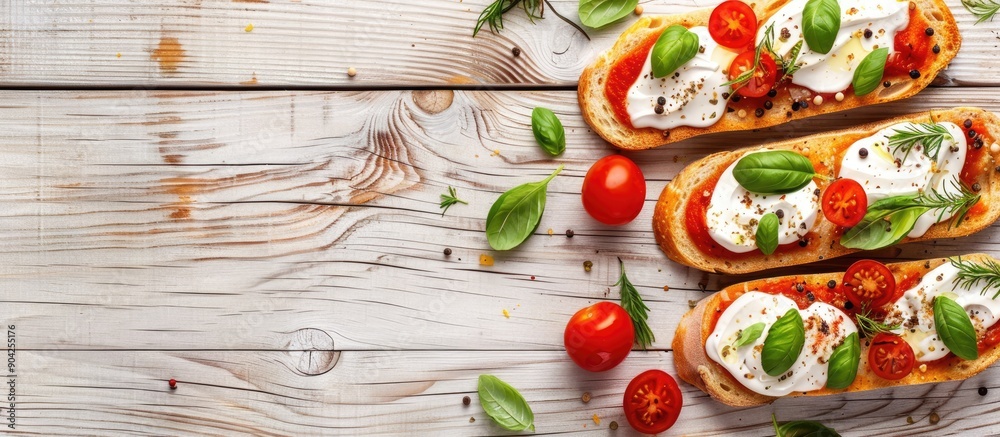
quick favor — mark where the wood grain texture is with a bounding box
[2,89,1000,435]
[5,350,1000,436]
[0,0,996,87]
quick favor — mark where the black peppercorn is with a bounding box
[463,396,471,406]
[776,209,785,219]
[814,188,821,196]
[884,80,892,88]
[932,44,941,54]
[764,100,773,110]
[731,95,742,103]
[444,248,452,256]
[722,92,730,99]
[806,292,815,302]
[973,183,982,192]
[727,107,735,113]
[792,101,801,111]
[767,89,777,98]
[969,129,977,138]
[827,280,837,289]
[512,47,521,57]
[995,165,1000,173]
[800,101,809,109]
[799,239,808,247]
[657,96,667,106]
[755,108,765,118]
[925,27,935,36]
[844,301,854,310]
[965,119,974,129]
[859,147,869,158]
[796,283,805,292]
[909,70,921,79]
[864,28,873,38]
[975,138,984,149]
[980,387,989,396]
[654,105,665,114]
[566,229,574,238]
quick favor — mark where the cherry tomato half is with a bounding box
[623,370,683,434]
[843,260,897,309]
[868,333,915,380]
[728,50,778,98]
[564,302,634,372]
[709,1,757,49]
[822,178,868,227]
[582,155,647,226]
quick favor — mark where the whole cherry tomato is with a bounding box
[564,302,634,372]
[582,155,646,225]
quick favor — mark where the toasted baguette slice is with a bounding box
[579,0,960,150]
[654,108,1000,275]
[673,254,1000,407]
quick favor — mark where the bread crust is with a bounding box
[672,254,1000,407]
[578,0,961,150]
[653,108,1000,274]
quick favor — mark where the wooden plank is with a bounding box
[3,349,998,435]
[0,0,995,87]
[2,88,1000,353]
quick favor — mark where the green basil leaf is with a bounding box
[755,213,780,255]
[934,295,979,360]
[734,322,766,348]
[651,25,699,78]
[579,0,639,29]
[825,332,860,389]
[762,309,805,376]
[732,151,816,194]
[531,107,566,156]
[840,200,926,250]
[852,47,889,96]
[775,419,842,437]
[478,375,535,432]
[802,0,841,54]
[486,166,563,251]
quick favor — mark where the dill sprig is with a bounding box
[439,186,468,216]
[616,257,655,350]
[962,0,1000,24]
[855,305,901,338]
[888,122,954,161]
[951,256,1000,299]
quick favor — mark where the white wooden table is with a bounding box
[2,1,1000,435]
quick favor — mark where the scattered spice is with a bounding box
[470,417,476,423]
[479,254,495,266]
[548,228,554,236]
[169,379,177,389]
[245,23,254,32]
[583,260,593,272]
[566,229,575,238]
[813,95,824,106]
[512,47,521,57]
[738,109,748,118]
[991,143,1000,154]
[663,285,670,291]
[502,309,510,319]
[531,275,536,280]
[116,52,122,58]
[634,5,644,15]
[444,248,453,256]
[907,416,915,424]
[610,421,619,430]
[929,412,940,425]
[980,387,989,396]
[835,92,845,102]
[592,414,601,425]
[689,300,698,309]
[347,67,357,77]
[582,392,592,403]
[463,396,471,406]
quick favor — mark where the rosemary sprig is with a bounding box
[474,0,523,37]
[962,0,1000,24]
[916,180,980,227]
[888,122,954,161]
[439,186,468,216]
[951,256,1000,299]
[778,40,804,80]
[722,23,773,91]
[855,305,901,338]
[616,257,655,350]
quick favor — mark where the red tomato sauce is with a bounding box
[604,34,659,129]
[885,8,933,77]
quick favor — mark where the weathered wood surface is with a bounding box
[7,350,998,436]
[0,0,996,87]
[1,89,1000,435]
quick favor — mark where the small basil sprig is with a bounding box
[755,213,780,255]
[531,107,566,156]
[802,0,841,54]
[773,414,842,437]
[478,375,535,431]
[486,165,563,250]
[762,309,805,376]
[852,48,889,96]
[651,25,699,78]
[579,0,638,28]
[840,181,980,250]
[734,322,766,348]
[733,151,817,194]
[826,332,860,389]
[934,295,979,360]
